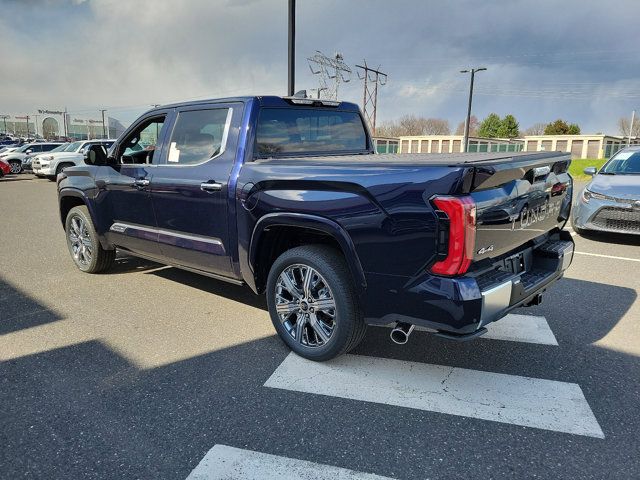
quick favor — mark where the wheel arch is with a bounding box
[249,213,366,297]
[59,190,112,250]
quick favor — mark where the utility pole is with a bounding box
[627,110,636,147]
[100,109,107,139]
[356,62,387,135]
[34,114,40,138]
[287,0,295,96]
[0,115,8,135]
[25,115,30,137]
[460,67,486,152]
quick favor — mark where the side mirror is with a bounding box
[25,149,32,154]
[583,167,597,176]
[84,144,108,166]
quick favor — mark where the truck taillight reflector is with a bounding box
[431,196,476,276]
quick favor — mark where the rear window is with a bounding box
[256,108,368,157]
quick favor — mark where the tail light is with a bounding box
[430,196,476,276]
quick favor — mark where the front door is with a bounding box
[149,104,240,277]
[95,113,170,258]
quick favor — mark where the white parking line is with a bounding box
[186,444,395,480]
[574,251,640,263]
[265,353,604,438]
[382,314,558,346]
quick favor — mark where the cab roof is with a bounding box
[151,95,359,113]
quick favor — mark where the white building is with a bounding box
[0,109,126,140]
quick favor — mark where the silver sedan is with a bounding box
[571,146,640,236]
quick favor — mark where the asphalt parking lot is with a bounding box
[1,174,639,479]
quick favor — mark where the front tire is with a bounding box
[266,245,366,361]
[65,205,115,273]
[8,161,22,174]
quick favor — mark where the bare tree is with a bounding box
[523,123,547,136]
[422,118,451,135]
[455,115,479,136]
[376,115,451,137]
[618,117,640,137]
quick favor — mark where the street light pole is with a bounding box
[287,0,295,96]
[100,109,107,139]
[25,115,30,137]
[627,110,636,147]
[460,67,486,152]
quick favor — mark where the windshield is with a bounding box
[256,108,368,157]
[66,141,84,152]
[601,150,640,175]
[50,143,70,153]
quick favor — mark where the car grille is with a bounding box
[592,207,640,233]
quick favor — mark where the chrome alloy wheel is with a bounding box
[68,214,93,266]
[9,162,21,174]
[275,264,336,347]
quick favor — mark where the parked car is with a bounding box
[58,95,574,361]
[23,142,69,171]
[0,145,19,155]
[0,142,63,174]
[572,146,640,236]
[0,159,11,177]
[32,139,115,180]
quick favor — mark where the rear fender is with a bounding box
[248,212,366,295]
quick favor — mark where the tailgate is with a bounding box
[468,152,572,262]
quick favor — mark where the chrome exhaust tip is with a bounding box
[390,322,415,345]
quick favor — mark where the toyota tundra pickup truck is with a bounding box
[57,95,574,361]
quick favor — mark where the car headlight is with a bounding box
[581,188,608,203]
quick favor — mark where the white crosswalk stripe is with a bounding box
[265,353,604,438]
[186,444,395,480]
[382,314,558,345]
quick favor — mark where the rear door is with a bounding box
[148,103,241,277]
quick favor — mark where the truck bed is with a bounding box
[255,151,569,166]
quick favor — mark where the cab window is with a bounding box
[165,108,230,165]
[118,116,165,164]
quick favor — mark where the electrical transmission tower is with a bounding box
[307,51,351,100]
[356,61,387,135]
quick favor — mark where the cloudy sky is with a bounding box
[2,0,640,133]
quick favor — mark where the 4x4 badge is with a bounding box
[477,245,494,255]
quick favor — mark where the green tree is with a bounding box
[544,119,581,135]
[478,113,502,138]
[497,114,520,138]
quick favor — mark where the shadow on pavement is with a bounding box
[149,266,267,310]
[0,277,63,335]
[574,230,640,247]
[1,276,638,479]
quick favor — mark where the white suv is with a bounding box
[32,139,115,180]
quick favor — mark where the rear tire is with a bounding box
[65,205,115,273]
[266,245,366,361]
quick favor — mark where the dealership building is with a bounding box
[390,134,639,159]
[0,109,126,140]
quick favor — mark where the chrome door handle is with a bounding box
[133,178,150,188]
[200,182,222,193]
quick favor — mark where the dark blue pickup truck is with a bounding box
[57,95,574,360]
